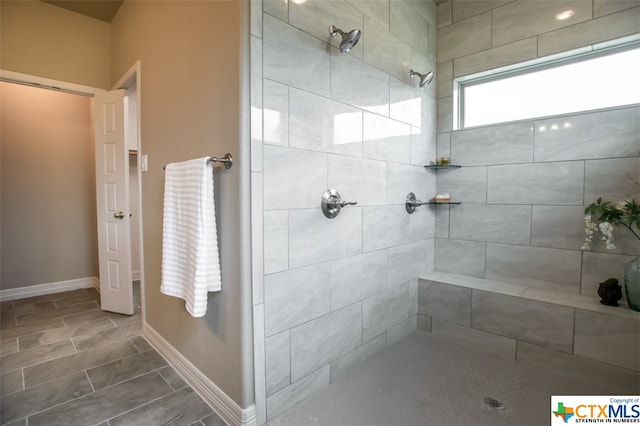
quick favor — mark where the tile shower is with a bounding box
[250,0,640,423]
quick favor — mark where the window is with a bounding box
[457,39,640,129]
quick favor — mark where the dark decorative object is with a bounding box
[598,278,623,306]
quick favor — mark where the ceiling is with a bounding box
[42,0,123,22]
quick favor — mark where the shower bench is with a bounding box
[417,271,640,393]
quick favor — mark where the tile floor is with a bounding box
[0,285,224,426]
[268,331,639,426]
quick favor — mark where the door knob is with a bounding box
[114,211,125,219]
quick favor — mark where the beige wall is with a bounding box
[111,0,253,407]
[0,81,98,289]
[0,1,111,88]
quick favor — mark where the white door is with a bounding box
[94,89,134,315]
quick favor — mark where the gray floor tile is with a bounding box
[158,366,188,391]
[0,318,65,340]
[108,387,215,426]
[27,371,172,426]
[129,335,153,353]
[0,301,14,313]
[23,340,138,388]
[1,340,76,372]
[16,301,99,326]
[0,372,92,424]
[12,289,91,307]
[0,369,23,396]
[200,412,226,426]
[72,321,141,352]
[86,350,167,391]
[53,289,99,307]
[61,309,119,326]
[18,317,114,351]
[1,302,56,319]
[0,338,18,356]
[3,418,26,426]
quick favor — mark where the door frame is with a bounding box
[0,67,144,318]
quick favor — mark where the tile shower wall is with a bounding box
[251,0,437,422]
[435,0,640,297]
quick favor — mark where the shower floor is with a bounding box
[267,331,631,426]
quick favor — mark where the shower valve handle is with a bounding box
[321,189,357,219]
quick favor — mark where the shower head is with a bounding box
[410,69,434,88]
[329,25,361,53]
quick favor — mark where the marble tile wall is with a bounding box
[435,0,640,297]
[251,0,437,421]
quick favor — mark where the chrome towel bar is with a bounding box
[163,153,233,170]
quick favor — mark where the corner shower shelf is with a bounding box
[428,200,461,205]
[424,164,461,169]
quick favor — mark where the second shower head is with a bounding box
[410,69,434,88]
[329,25,361,53]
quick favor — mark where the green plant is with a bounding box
[582,198,640,250]
[602,277,619,287]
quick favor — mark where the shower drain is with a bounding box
[484,397,505,410]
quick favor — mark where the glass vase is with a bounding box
[624,255,640,312]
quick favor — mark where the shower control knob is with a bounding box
[321,189,357,219]
[405,192,425,214]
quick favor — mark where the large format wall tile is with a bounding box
[534,107,640,162]
[347,0,389,29]
[437,12,491,63]
[363,112,412,163]
[471,290,575,353]
[388,162,431,205]
[264,210,288,275]
[388,240,431,287]
[431,318,516,360]
[289,88,363,156]
[264,264,331,336]
[452,0,511,24]
[263,80,289,147]
[263,14,330,96]
[450,204,531,245]
[331,51,390,116]
[435,238,486,278]
[538,7,640,56]
[362,205,410,252]
[289,208,362,268]
[594,0,639,17]
[290,304,362,381]
[330,251,387,311]
[450,122,534,166]
[289,0,364,59]
[362,283,410,342]
[453,37,537,77]
[266,366,330,420]
[487,162,584,205]
[436,166,487,203]
[363,16,412,82]
[390,0,430,57]
[491,0,592,47]
[263,146,327,210]
[531,205,584,251]
[418,280,471,325]
[409,205,435,241]
[329,333,387,382]
[263,0,287,21]
[574,310,640,371]
[411,126,436,167]
[328,155,387,206]
[390,77,424,128]
[486,243,582,292]
[584,157,640,203]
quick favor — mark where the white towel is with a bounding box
[161,157,221,317]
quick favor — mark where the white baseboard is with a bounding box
[0,277,99,302]
[144,324,256,426]
[132,270,141,281]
